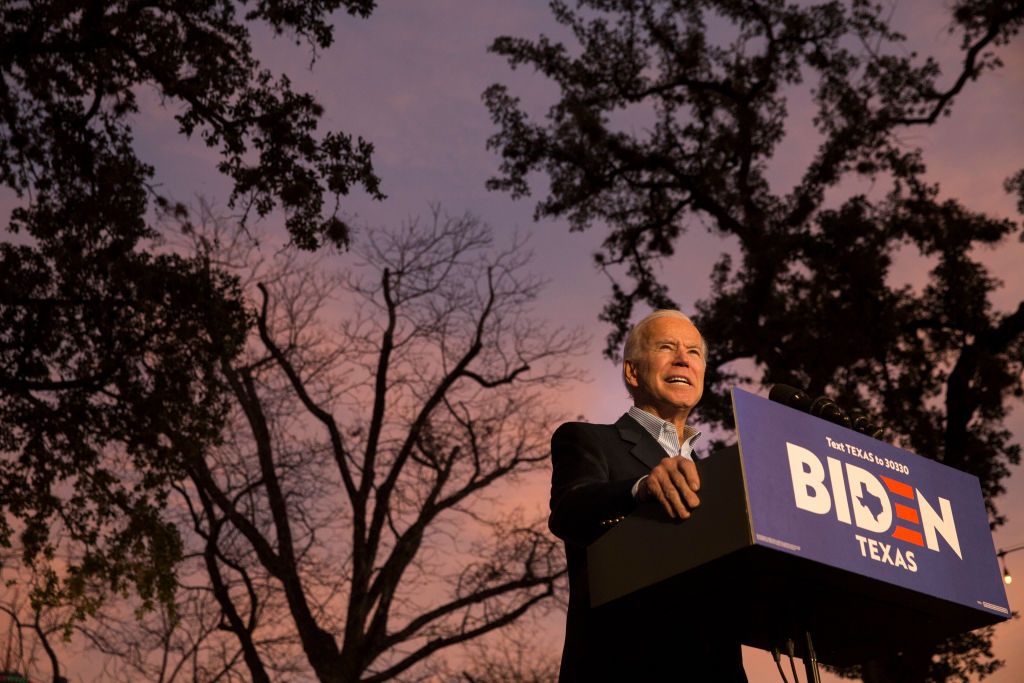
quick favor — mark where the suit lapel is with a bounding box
[614,413,664,471]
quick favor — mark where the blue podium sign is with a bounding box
[733,388,1010,619]
[586,387,1009,663]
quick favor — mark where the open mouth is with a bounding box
[666,377,691,385]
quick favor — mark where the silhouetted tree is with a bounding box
[485,1,1024,680]
[0,578,67,683]
[459,627,562,683]
[1,0,383,631]
[53,207,575,682]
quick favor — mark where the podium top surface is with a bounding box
[734,388,1009,621]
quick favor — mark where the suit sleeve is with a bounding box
[548,422,639,547]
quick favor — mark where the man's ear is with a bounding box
[623,359,640,389]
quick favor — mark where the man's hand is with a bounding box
[638,456,701,519]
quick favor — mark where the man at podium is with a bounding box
[549,310,747,681]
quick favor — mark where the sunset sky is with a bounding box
[15,0,1024,680]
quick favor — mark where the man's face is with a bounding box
[624,317,705,417]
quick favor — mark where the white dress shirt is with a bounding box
[627,406,702,498]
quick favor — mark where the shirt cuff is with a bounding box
[631,475,648,499]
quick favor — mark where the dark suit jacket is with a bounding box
[549,415,747,682]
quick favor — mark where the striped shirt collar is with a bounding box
[627,406,702,460]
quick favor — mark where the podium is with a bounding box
[587,389,1010,666]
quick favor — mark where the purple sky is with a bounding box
[20,1,1024,679]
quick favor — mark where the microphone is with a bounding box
[768,384,812,412]
[809,395,851,428]
[770,384,883,438]
[850,411,884,440]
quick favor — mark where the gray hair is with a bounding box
[621,309,708,395]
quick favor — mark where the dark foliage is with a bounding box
[1,0,381,617]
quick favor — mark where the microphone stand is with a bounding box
[804,631,822,683]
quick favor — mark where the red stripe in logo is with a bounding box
[881,475,914,499]
[895,502,920,525]
[892,526,924,547]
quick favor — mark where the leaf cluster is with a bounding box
[1,0,383,250]
[1,0,382,618]
[485,0,1023,355]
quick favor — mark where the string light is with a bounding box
[997,543,1024,586]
